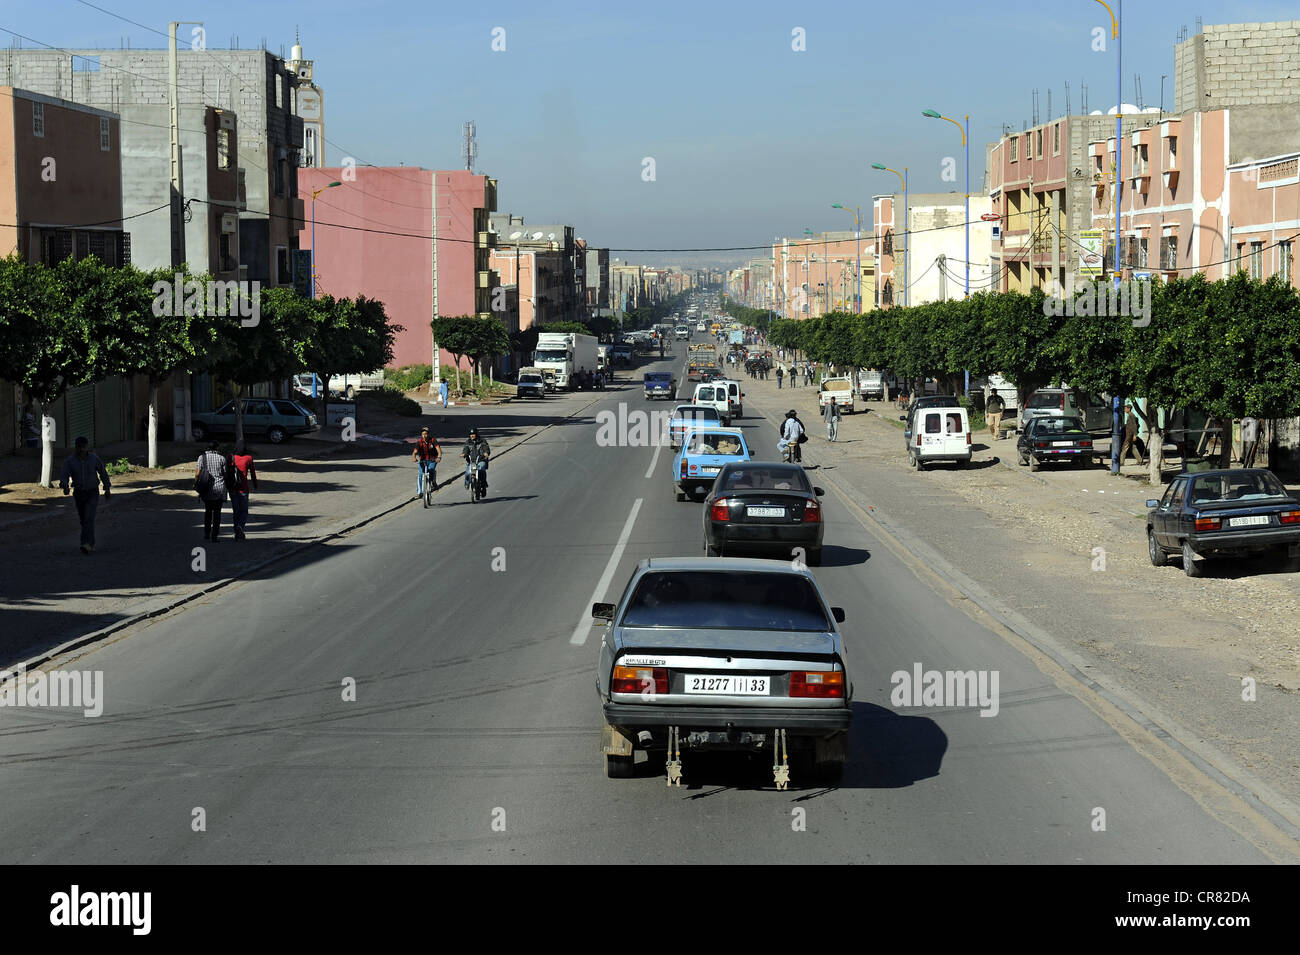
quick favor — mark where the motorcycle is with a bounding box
[465,454,488,502]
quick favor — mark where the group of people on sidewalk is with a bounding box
[56,437,258,553]
[195,441,259,541]
[774,362,816,389]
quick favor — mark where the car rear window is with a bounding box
[1034,417,1085,434]
[718,466,809,492]
[687,433,745,456]
[272,400,301,416]
[1027,391,1063,409]
[677,406,719,421]
[621,571,831,631]
[1189,472,1287,504]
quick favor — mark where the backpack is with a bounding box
[224,454,242,493]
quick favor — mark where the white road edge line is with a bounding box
[570,498,643,646]
[644,439,663,479]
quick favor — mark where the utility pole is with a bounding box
[168,22,186,268]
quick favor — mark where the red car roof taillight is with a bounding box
[790,671,844,698]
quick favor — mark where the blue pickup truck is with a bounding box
[644,371,675,400]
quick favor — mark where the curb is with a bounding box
[749,392,1300,847]
[4,394,606,677]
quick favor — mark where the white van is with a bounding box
[715,378,744,419]
[905,405,972,470]
[692,381,733,426]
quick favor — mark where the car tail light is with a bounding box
[1035,441,1048,449]
[966,431,971,445]
[709,499,730,521]
[1195,516,1221,531]
[612,665,668,695]
[1059,394,1065,409]
[1080,440,1093,448]
[916,433,922,447]
[802,499,821,523]
[790,671,844,698]
[681,458,689,479]
[1280,511,1300,525]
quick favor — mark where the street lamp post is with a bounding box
[830,204,861,313]
[1096,0,1124,474]
[309,180,342,398]
[868,165,908,306]
[923,108,970,392]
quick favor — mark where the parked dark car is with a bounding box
[1146,469,1300,578]
[703,462,825,565]
[1016,416,1095,471]
[191,397,318,444]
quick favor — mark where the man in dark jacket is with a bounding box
[1121,404,1146,466]
[462,428,491,497]
[59,436,111,554]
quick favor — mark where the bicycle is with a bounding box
[894,392,911,411]
[420,461,438,507]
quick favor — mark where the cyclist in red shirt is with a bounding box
[412,427,442,499]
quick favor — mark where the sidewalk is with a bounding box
[742,371,1300,822]
[0,391,603,669]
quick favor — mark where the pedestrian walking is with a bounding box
[59,436,110,554]
[195,440,229,541]
[804,362,813,387]
[986,392,1005,441]
[1241,415,1260,467]
[776,365,784,389]
[439,380,449,408]
[228,440,259,540]
[1120,404,1146,466]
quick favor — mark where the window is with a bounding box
[1036,129,1043,158]
[1167,136,1178,167]
[32,101,44,137]
[1235,243,1244,272]
[274,73,283,109]
[1023,134,1030,160]
[245,400,272,416]
[1010,137,1018,162]
[924,413,942,434]
[1161,235,1178,271]
[217,129,231,170]
[1250,241,1263,279]
[273,150,286,197]
[100,117,110,151]
[1281,241,1293,284]
[1053,123,1061,155]
[276,246,291,285]
[1171,479,1188,509]
[1137,236,1148,268]
[620,570,831,632]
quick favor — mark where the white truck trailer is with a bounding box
[534,331,598,389]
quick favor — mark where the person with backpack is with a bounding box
[195,440,229,541]
[227,440,259,540]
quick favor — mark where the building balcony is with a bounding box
[477,231,494,250]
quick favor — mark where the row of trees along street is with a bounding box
[748,273,1300,484]
[0,255,399,485]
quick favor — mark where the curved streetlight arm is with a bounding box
[1094,0,1118,38]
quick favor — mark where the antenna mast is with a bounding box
[463,121,477,173]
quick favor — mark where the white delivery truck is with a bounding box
[534,331,598,390]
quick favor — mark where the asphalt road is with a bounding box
[0,342,1291,863]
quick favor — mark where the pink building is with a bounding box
[1088,108,1297,288]
[771,233,872,318]
[300,167,498,370]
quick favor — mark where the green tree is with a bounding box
[431,315,479,394]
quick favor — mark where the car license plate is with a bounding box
[1052,441,1074,447]
[701,466,720,474]
[1229,515,1269,527]
[746,506,785,517]
[685,675,769,695]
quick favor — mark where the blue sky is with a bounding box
[9,0,1299,266]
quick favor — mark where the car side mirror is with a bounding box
[831,607,846,623]
[591,602,615,621]
[1145,499,1159,508]
[814,487,825,497]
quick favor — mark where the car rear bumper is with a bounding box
[916,451,972,463]
[1189,527,1300,553]
[604,702,851,735]
[1030,448,1092,460]
[708,522,822,548]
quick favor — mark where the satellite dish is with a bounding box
[531,232,544,240]
[548,232,556,240]
[509,231,523,240]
